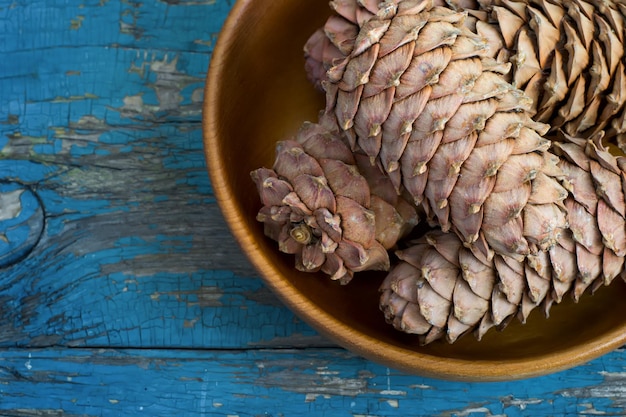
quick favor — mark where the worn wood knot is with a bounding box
[0,182,44,268]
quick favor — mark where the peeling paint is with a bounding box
[560,370,626,411]
[0,183,44,268]
[195,286,224,307]
[0,189,23,222]
[409,384,432,389]
[183,318,199,328]
[0,409,93,417]
[51,93,98,103]
[316,367,340,376]
[386,399,399,408]
[380,367,407,396]
[193,33,219,48]
[454,407,506,417]
[305,393,331,402]
[70,15,85,30]
[119,1,143,39]
[120,55,203,120]
[255,365,371,397]
[379,390,406,396]
[1,114,19,125]
[149,286,223,307]
[1,347,626,415]
[577,403,608,415]
[599,371,626,378]
[500,395,544,410]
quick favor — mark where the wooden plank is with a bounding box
[1,2,626,413]
[0,0,336,349]
[0,347,625,416]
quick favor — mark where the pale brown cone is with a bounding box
[251,119,419,284]
[306,0,626,149]
[305,0,570,263]
[474,0,626,150]
[380,132,626,343]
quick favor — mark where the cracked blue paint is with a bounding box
[2,0,626,415]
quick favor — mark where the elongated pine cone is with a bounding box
[380,133,626,344]
[251,120,418,284]
[307,0,626,148]
[476,0,626,149]
[305,0,572,264]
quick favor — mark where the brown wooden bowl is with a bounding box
[202,0,626,381]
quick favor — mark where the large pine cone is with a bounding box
[301,0,626,342]
[306,0,626,147]
[305,0,571,264]
[478,0,626,148]
[251,119,418,284]
[380,132,626,344]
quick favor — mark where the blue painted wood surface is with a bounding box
[1,0,626,415]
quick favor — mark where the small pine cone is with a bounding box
[251,120,419,284]
[380,133,626,344]
[305,0,569,262]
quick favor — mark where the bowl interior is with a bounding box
[203,0,626,380]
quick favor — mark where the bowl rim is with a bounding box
[202,0,626,381]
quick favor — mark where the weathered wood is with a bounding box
[0,347,626,416]
[2,0,626,414]
[0,0,332,350]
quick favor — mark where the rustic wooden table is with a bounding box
[2,0,626,415]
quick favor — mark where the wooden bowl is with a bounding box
[202,0,626,381]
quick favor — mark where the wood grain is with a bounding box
[1,0,626,413]
[0,0,328,351]
[1,347,626,417]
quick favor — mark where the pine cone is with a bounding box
[306,0,626,147]
[477,0,626,149]
[251,119,419,284]
[380,132,626,344]
[305,0,572,263]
